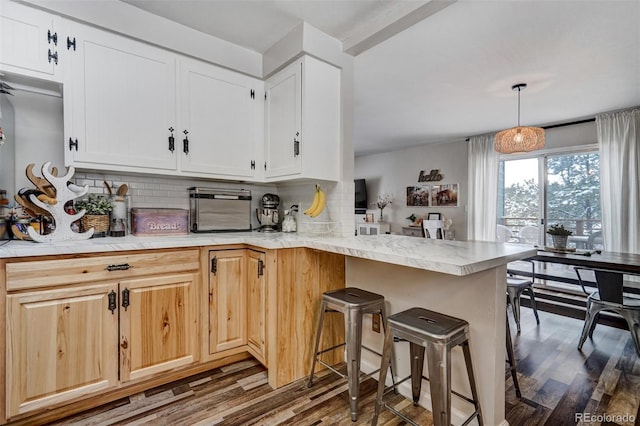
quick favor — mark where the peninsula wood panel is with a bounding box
[208,250,247,354]
[6,283,119,417]
[270,248,345,388]
[5,249,200,291]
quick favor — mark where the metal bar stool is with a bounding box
[308,287,396,422]
[506,312,521,398]
[372,307,483,426]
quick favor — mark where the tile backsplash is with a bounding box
[70,170,351,236]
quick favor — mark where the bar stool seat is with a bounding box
[373,307,483,426]
[307,287,395,422]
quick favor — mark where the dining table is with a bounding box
[529,249,640,274]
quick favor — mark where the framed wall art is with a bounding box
[406,186,430,207]
[430,183,458,207]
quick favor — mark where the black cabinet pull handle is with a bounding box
[67,36,76,50]
[257,259,264,277]
[106,263,131,271]
[183,130,189,154]
[168,127,175,152]
[122,288,130,311]
[211,257,217,275]
[107,290,117,314]
[293,131,300,157]
[68,138,78,151]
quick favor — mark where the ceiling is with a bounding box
[123,0,640,157]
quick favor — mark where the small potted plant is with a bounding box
[547,224,572,249]
[75,194,113,237]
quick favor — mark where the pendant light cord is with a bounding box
[517,87,521,127]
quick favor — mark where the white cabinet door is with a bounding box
[264,60,302,178]
[64,22,177,172]
[0,0,62,81]
[264,56,340,182]
[178,58,263,179]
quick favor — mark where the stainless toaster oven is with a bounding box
[188,187,252,232]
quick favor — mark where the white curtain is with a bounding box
[596,108,640,254]
[467,133,500,241]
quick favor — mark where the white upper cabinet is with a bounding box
[264,56,341,182]
[264,60,302,178]
[0,0,63,81]
[178,58,263,180]
[64,21,178,173]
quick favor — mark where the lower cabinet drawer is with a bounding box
[402,227,424,237]
[5,249,200,290]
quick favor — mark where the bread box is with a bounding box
[131,208,189,236]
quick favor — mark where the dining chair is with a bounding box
[496,224,517,243]
[422,219,444,239]
[518,225,539,245]
[574,267,640,356]
[587,231,604,250]
[507,260,540,333]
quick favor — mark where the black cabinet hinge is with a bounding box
[264,162,267,171]
[48,49,58,65]
[251,160,255,170]
[250,89,255,99]
[68,137,78,151]
[257,259,264,277]
[211,257,217,275]
[47,30,58,46]
[67,36,76,51]
[265,92,267,101]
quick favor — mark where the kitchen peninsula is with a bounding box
[0,234,535,425]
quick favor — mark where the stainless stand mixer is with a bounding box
[256,193,280,232]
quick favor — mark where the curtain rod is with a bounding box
[465,117,596,141]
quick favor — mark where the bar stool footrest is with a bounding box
[382,402,421,426]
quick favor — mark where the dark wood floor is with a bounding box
[53,309,639,426]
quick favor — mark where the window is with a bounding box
[498,149,601,294]
[497,150,601,248]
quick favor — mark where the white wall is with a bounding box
[355,139,468,239]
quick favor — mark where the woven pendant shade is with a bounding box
[494,126,545,154]
[494,83,545,154]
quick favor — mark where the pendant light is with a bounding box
[494,83,545,154]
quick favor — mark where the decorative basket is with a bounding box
[306,221,338,236]
[81,214,110,237]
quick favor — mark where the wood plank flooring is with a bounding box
[51,309,639,426]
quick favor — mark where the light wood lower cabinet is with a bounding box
[2,245,345,423]
[6,283,119,418]
[207,249,247,354]
[119,273,198,383]
[247,249,267,363]
[4,249,200,419]
[205,248,268,364]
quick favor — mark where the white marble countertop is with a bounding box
[0,233,536,276]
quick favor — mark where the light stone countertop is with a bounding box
[0,232,536,276]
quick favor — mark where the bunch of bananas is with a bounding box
[304,185,326,218]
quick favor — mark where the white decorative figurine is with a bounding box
[24,162,94,242]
